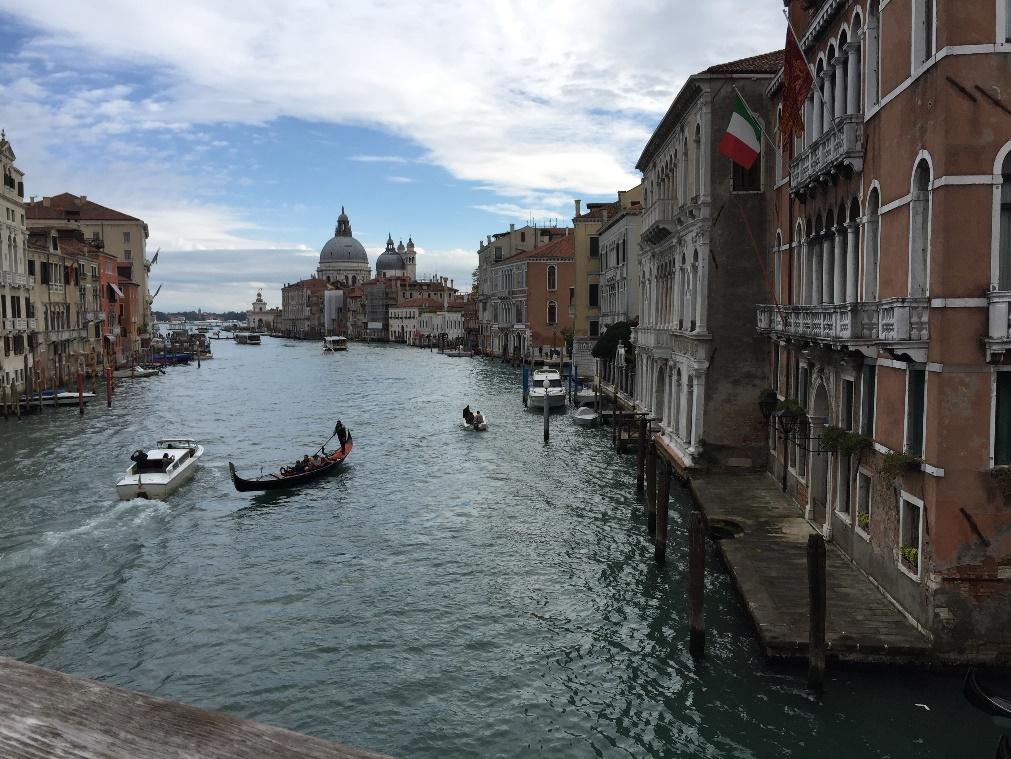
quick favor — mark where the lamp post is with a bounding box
[543,378,550,443]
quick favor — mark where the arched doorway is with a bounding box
[654,363,667,426]
[808,381,830,524]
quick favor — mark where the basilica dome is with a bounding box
[320,208,368,264]
[375,234,407,276]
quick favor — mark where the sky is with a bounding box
[0,1,785,312]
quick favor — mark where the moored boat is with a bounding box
[21,389,97,407]
[528,369,566,408]
[113,366,162,379]
[116,438,204,500]
[229,429,353,492]
[235,332,261,345]
[964,669,1011,728]
[572,406,598,426]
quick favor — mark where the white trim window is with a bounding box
[999,151,1011,290]
[905,367,927,457]
[912,0,937,70]
[864,186,881,300]
[866,0,882,108]
[855,470,872,538]
[909,159,932,297]
[898,493,924,580]
[547,300,557,325]
[546,264,557,291]
[1001,0,1011,43]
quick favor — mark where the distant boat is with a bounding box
[113,366,162,379]
[21,389,97,407]
[572,406,598,426]
[443,349,473,357]
[116,438,204,500]
[323,336,349,352]
[235,332,261,345]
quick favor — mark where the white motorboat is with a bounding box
[443,349,473,357]
[21,390,97,407]
[113,366,161,379]
[462,415,488,431]
[573,406,599,426]
[573,387,596,406]
[235,332,261,345]
[528,369,566,408]
[116,438,204,500]
[323,336,349,352]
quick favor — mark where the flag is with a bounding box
[718,94,762,169]
[780,23,813,148]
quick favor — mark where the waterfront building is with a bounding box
[246,290,280,332]
[476,224,569,355]
[0,131,31,392]
[27,193,153,352]
[345,286,366,340]
[316,208,371,286]
[633,51,783,470]
[390,297,442,344]
[758,0,1010,654]
[323,289,348,336]
[487,232,575,355]
[463,298,479,351]
[280,277,329,338]
[598,187,644,329]
[418,298,466,346]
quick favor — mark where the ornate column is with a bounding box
[823,451,835,540]
[811,90,822,140]
[692,370,706,450]
[846,41,861,115]
[821,71,833,136]
[833,55,846,123]
[833,227,846,304]
[846,222,860,302]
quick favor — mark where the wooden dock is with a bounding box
[689,474,932,664]
[0,657,393,758]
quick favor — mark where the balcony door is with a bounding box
[808,382,831,524]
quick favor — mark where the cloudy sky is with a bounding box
[0,1,784,311]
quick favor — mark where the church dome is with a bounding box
[376,234,406,273]
[320,207,368,264]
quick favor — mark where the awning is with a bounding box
[109,282,124,298]
[104,334,116,341]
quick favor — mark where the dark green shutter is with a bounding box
[995,373,1011,466]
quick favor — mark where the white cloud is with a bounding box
[350,154,409,163]
[387,175,415,184]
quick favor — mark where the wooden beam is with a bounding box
[0,657,393,759]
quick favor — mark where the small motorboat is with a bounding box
[116,438,204,500]
[151,352,192,365]
[463,415,488,431]
[528,369,566,408]
[572,406,598,426]
[21,390,97,407]
[229,428,353,492]
[443,349,473,358]
[573,387,596,407]
[235,332,261,345]
[113,366,162,379]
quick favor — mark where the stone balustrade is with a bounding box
[757,298,929,345]
[790,114,864,192]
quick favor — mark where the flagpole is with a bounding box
[731,85,779,154]
[782,8,841,138]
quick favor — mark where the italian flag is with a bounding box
[718,94,762,169]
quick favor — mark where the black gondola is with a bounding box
[965,668,1011,725]
[228,431,352,492]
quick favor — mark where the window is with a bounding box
[123,231,131,244]
[899,495,923,578]
[855,471,872,536]
[569,286,575,304]
[999,154,1011,290]
[693,123,703,197]
[589,320,600,338]
[905,368,926,456]
[909,160,931,297]
[546,265,557,291]
[913,0,936,67]
[772,344,780,393]
[774,231,782,301]
[867,0,881,107]
[732,155,762,192]
[27,259,34,276]
[865,188,881,299]
[842,379,855,431]
[837,454,852,516]
[994,372,1011,465]
[124,249,133,260]
[589,236,599,258]
[588,283,599,307]
[520,231,526,242]
[494,246,503,262]
[547,300,557,325]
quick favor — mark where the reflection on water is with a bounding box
[0,339,999,758]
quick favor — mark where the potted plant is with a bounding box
[900,545,919,572]
[880,450,921,483]
[856,511,870,531]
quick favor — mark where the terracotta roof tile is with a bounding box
[703,50,784,75]
[26,193,143,222]
[575,201,620,222]
[395,297,444,309]
[510,233,575,261]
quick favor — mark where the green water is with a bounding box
[0,339,1001,757]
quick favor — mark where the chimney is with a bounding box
[509,223,515,232]
[80,195,87,203]
[565,227,570,236]
[29,195,35,203]
[487,235,492,245]
[574,199,581,216]
[602,209,608,224]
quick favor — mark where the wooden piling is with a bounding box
[636,417,647,493]
[542,379,549,443]
[807,533,827,692]
[1,382,7,420]
[77,358,85,416]
[688,509,706,658]
[655,456,670,564]
[646,440,657,537]
[105,365,113,408]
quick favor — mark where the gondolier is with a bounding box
[335,420,348,450]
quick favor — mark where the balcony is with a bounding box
[13,317,27,331]
[757,298,929,359]
[985,292,1011,361]
[790,114,864,196]
[27,318,37,331]
[49,282,65,294]
[633,326,673,358]
[85,311,106,323]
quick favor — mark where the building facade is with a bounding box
[317,208,371,286]
[281,277,329,338]
[634,51,782,471]
[0,133,31,392]
[247,290,281,332]
[598,191,644,329]
[759,0,1010,654]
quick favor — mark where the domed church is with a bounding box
[376,234,407,278]
[317,207,371,286]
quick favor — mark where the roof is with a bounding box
[282,277,329,292]
[394,297,444,310]
[575,202,620,222]
[26,193,143,222]
[702,50,784,76]
[510,233,575,262]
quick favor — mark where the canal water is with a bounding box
[0,338,1001,758]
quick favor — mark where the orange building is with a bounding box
[760,0,1010,655]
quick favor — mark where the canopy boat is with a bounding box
[235,332,261,345]
[528,369,566,408]
[151,352,192,365]
[572,406,598,426]
[229,430,353,492]
[323,336,349,352]
[443,349,473,357]
[116,438,203,500]
[21,389,97,407]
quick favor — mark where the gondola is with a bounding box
[228,431,352,492]
[964,668,1011,727]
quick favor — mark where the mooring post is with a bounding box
[542,379,550,443]
[688,509,706,657]
[1,381,7,420]
[522,364,529,407]
[655,457,670,564]
[646,440,657,537]
[105,365,113,408]
[636,417,647,493]
[807,532,827,692]
[77,357,84,416]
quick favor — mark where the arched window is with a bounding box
[547,265,557,291]
[774,231,783,301]
[672,150,679,202]
[998,152,1011,289]
[547,300,557,325]
[913,0,936,67]
[775,107,783,181]
[866,0,881,108]
[682,136,689,201]
[865,188,880,300]
[686,376,695,444]
[673,368,682,436]
[693,123,703,198]
[689,250,700,331]
[910,159,932,297]
[793,220,805,305]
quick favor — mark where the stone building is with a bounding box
[0,132,31,393]
[246,290,280,332]
[317,208,371,286]
[634,50,783,471]
[598,188,644,329]
[281,277,329,338]
[758,0,1010,655]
